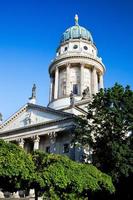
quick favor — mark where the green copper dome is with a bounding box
[61,15,93,43]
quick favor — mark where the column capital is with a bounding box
[33,135,40,150]
[48,132,57,140]
[91,65,96,71]
[80,62,85,67]
[18,138,24,148]
[66,62,71,67]
[99,71,103,76]
[33,135,40,142]
[55,66,59,71]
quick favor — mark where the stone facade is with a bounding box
[0,15,105,164]
[0,15,107,198]
[48,25,105,110]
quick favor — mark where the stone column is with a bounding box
[48,132,57,153]
[54,67,59,99]
[91,66,98,94]
[33,135,40,150]
[80,63,84,95]
[18,138,24,148]
[49,76,53,102]
[66,63,70,96]
[99,73,104,89]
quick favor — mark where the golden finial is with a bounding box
[75,14,79,25]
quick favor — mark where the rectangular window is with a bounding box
[62,80,66,96]
[63,143,69,153]
[46,146,50,153]
[73,84,78,95]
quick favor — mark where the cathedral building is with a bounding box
[0,15,105,161]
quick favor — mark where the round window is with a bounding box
[84,46,88,50]
[73,45,78,49]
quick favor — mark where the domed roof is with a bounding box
[61,15,93,43]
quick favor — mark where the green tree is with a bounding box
[32,151,115,200]
[73,83,133,199]
[0,139,35,193]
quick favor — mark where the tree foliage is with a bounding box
[73,83,133,199]
[0,139,115,199]
[0,139,35,192]
[32,151,115,200]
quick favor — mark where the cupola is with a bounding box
[61,14,93,44]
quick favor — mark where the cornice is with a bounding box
[0,116,75,138]
[0,104,27,130]
[49,54,105,73]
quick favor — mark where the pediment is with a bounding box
[0,103,72,132]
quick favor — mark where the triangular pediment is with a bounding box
[0,103,72,132]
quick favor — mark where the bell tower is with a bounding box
[48,15,105,110]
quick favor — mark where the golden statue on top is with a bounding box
[75,14,79,25]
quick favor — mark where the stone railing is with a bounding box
[0,190,35,200]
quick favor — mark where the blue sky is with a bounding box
[0,0,133,120]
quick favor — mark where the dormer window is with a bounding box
[73,45,78,49]
[84,46,88,50]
